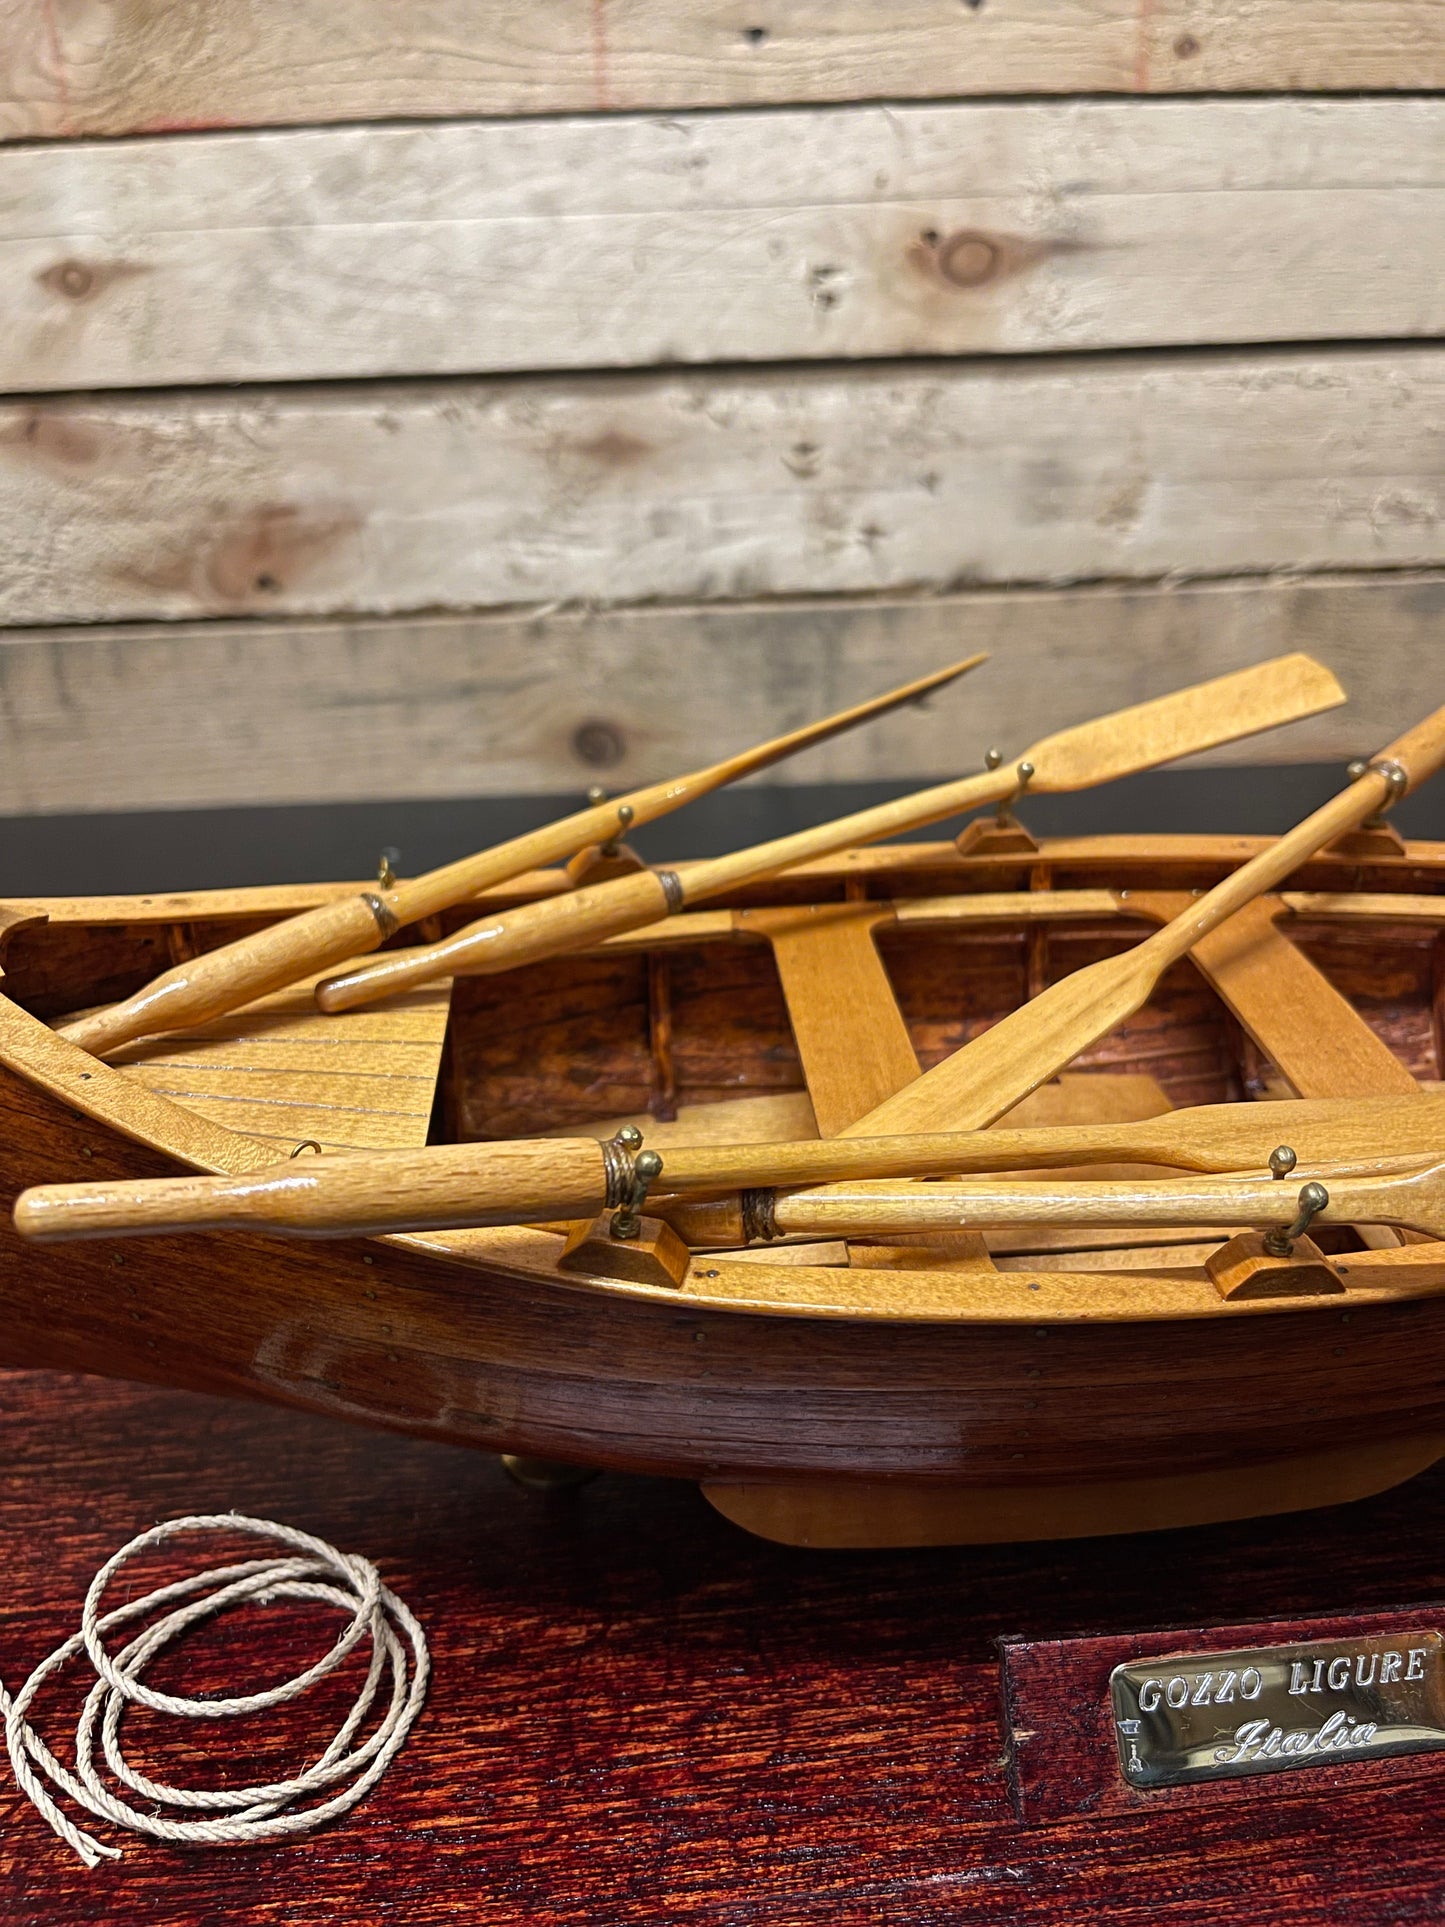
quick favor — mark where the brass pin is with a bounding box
[1348,757,1409,830]
[1263,1179,1330,1257]
[611,1148,664,1241]
[600,802,635,860]
[992,757,1035,833]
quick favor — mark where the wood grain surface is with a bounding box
[1001,1606,1445,1825]
[0,1365,1441,1923]
[1132,895,1425,1098]
[737,905,918,1133]
[2,0,1440,141]
[4,350,1442,628]
[7,100,1442,390]
[2,572,1437,816]
[111,970,454,1154]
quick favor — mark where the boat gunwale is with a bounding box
[5,833,1445,1329]
[10,831,1445,928]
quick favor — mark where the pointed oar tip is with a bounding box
[922,651,989,695]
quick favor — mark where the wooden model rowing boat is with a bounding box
[6,659,1445,1547]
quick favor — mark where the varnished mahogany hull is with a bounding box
[5,836,1445,1494]
[3,1058,1444,1486]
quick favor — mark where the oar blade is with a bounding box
[1401,1161,1445,1240]
[1159,1093,1445,1174]
[842,948,1158,1136]
[1027,653,1345,793]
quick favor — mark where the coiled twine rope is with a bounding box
[0,1512,429,1866]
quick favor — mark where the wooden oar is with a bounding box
[842,702,1445,1139]
[717,1159,1445,1246]
[315,653,1345,1012]
[19,1091,1443,1245]
[57,655,981,1059]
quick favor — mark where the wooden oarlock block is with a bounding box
[953,816,1042,858]
[1206,1231,1346,1300]
[556,1213,692,1290]
[1324,823,1409,861]
[563,800,649,887]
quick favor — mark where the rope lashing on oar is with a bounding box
[0,1513,429,1867]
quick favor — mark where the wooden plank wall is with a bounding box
[0,4,1442,818]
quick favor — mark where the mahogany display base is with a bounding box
[702,1434,1445,1547]
[1000,1606,1445,1826]
[3,1368,1444,1925]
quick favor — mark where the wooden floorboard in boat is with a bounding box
[111,968,452,1153]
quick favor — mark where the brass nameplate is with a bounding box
[1111,1631,1445,1789]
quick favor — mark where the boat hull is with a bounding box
[5,1054,1444,1497]
[6,841,1445,1539]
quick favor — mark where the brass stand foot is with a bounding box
[501,1454,600,1491]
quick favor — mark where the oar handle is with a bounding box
[13,1138,612,1243]
[316,867,675,1012]
[58,893,394,1057]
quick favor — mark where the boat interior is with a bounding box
[7,827,1445,1325]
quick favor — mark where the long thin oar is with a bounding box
[58,655,982,1058]
[842,703,1445,1139]
[724,1158,1445,1245]
[315,654,1345,1013]
[20,1091,1442,1245]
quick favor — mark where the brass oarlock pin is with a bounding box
[582,786,634,855]
[599,1125,665,1240]
[983,746,1035,834]
[601,803,634,859]
[1347,756,1409,830]
[1263,1145,1327,1257]
[610,1150,664,1242]
[1263,1180,1330,1258]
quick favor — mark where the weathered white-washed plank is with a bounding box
[0,573,1437,813]
[5,101,1443,390]
[1,350,1440,626]
[1,1,1440,140]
